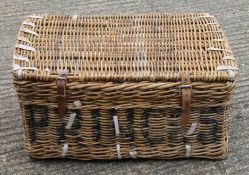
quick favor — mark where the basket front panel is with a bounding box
[14,80,234,159]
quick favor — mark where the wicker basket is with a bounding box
[13,13,238,160]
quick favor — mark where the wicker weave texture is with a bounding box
[13,13,237,81]
[13,13,237,160]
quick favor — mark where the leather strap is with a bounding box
[57,70,68,118]
[180,73,191,128]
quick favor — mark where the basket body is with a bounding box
[13,13,237,159]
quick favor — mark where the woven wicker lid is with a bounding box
[13,13,238,82]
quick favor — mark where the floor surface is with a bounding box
[0,0,249,174]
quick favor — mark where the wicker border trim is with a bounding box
[44,68,50,74]
[116,144,121,159]
[192,15,214,19]
[186,123,197,136]
[74,100,82,108]
[27,15,44,19]
[17,36,31,43]
[15,44,36,52]
[20,27,38,36]
[217,65,238,71]
[113,115,120,136]
[13,64,38,71]
[185,145,191,158]
[61,143,68,158]
[207,47,232,54]
[13,64,38,78]
[129,151,138,159]
[22,21,35,27]
[13,54,29,62]
[223,56,236,61]
[213,38,227,42]
[66,113,76,129]
[72,15,78,20]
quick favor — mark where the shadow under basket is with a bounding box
[13,13,238,160]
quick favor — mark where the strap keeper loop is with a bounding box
[179,85,192,90]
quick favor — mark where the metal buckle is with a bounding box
[179,85,192,89]
[179,85,192,95]
[57,77,67,80]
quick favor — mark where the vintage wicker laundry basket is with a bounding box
[13,13,238,160]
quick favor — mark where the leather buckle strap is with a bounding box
[57,70,68,118]
[180,72,192,129]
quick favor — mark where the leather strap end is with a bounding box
[57,70,68,118]
[180,73,192,128]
